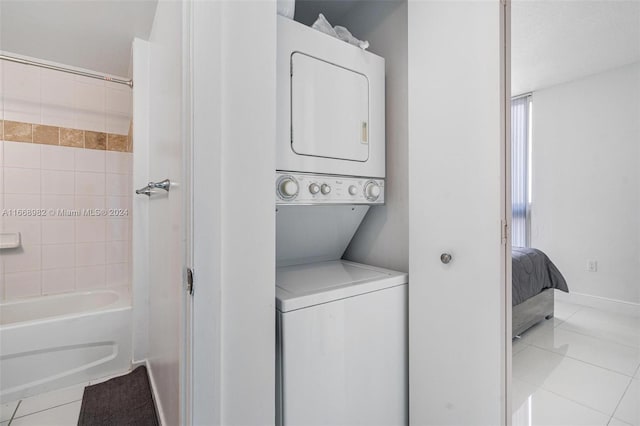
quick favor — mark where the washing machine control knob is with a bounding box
[321,184,331,195]
[309,183,320,194]
[348,185,358,196]
[277,176,299,200]
[364,181,381,201]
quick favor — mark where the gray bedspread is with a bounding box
[512,247,569,306]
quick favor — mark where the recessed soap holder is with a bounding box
[0,233,22,249]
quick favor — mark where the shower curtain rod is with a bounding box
[0,54,133,88]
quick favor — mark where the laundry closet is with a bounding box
[273,2,409,425]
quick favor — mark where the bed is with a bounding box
[512,247,569,338]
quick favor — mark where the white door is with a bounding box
[408,1,509,425]
[133,1,190,424]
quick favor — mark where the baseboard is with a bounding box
[143,359,168,426]
[556,291,640,317]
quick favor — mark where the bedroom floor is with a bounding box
[512,298,640,426]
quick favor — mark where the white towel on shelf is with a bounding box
[312,14,369,50]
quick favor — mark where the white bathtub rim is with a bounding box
[0,289,131,329]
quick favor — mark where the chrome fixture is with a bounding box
[0,54,133,88]
[136,179,171,196]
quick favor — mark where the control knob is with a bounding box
[309,183,320,194]
[277,176,299,200]
[321,184,331,195]
[364,181,381,201]
[348,185,358,196]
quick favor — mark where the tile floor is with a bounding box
[0,375,118,425]
[513,298,640,426]
[2,299,637,426]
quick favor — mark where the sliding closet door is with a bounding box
[408,1,509,425]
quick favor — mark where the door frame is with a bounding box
[501,1,513,424]
[180,0,194,423]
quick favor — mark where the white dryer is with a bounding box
[277,16,386,178]
[276,260,408,426]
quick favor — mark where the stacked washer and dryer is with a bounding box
[275,16,408,426]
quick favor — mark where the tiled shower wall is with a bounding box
[0,58,133,301]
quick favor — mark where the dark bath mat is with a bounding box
[78,366,159,426]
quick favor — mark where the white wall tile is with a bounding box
[42,268,76,295]
[3,245,42,273]
[74,196,105,210]
[1,56,133,300]
[76,265,106,289]
[41,195,75,214]
[107,219,129,241]
[41,69,75,107]
[3,194,40,210]
[2,218,42,245]
[74,110,106,133]
[41,145,75,171]
[3,142,41,169]
[41,104,76,129]
[106,241,128,264]
[42,219,75,244]
[42,244,75,270]
[75,218,106,242]
[106,196,129,210]
[105,151,132,174]
[75,172,105,196]
[75,149,105,173]
[106,173,129,196]
[106,88,131,114]
[3,100,42,124]
[4,168,41,194]
[2,62,42,124]
[106,263,129,287]
[41,170,75,195]
[76,242,106,266]
[106,114,131,135]
[74,81,105,112]
[4,271,41,299]
[3,62,41,102]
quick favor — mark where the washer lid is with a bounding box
[276,260,408,312]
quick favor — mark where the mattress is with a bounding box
[512,247,569,306]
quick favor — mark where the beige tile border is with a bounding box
[0,119,132,153]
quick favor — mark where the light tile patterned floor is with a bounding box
[513,299,640,426]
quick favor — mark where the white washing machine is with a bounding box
[276,260,408,426]
[274,172,408,426]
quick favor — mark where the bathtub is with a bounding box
[0,289,132,403]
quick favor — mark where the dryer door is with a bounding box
[291,52,369,162]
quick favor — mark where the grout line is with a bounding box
[7,400,21,425]
[10,399,82,422]
[514,374,618,418]
[554,323,640,351]
[526,342,638,378]
[516,377,617,416]
[608,377,634,424]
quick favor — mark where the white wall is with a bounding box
[342,0,409,273]
[531,62,640,304]
[190,1,276,425]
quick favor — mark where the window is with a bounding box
[511,95,532,247]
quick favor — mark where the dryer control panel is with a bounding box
[276,172,384,205]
